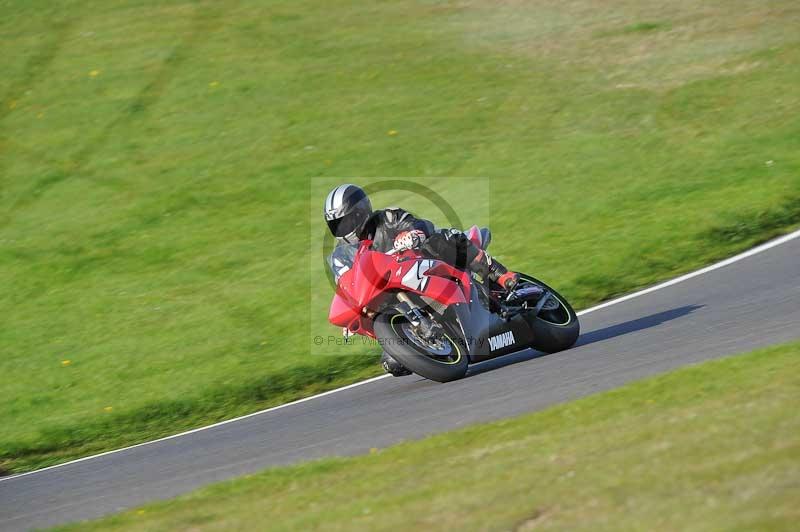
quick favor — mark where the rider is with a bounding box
[324,183,519,376]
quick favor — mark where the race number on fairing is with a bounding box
[401,260,435,291]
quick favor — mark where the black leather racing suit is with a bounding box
[358,207,482,271]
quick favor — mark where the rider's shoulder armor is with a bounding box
[381,207,411,226]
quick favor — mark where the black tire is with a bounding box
[519,274,580,353]
[373,313,468,383]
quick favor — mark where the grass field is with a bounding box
[2,0,800,473]
[57,341,800,531]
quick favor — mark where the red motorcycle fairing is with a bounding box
[328,293,363,334]
[328,240,471,337]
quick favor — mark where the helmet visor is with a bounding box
[326,212,364,239]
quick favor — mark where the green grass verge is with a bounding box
[57,342,800,531]
[2,0,800,473]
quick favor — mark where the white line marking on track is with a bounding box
[0,375,391,483]
[3,227,799,483]
[576,228,800,316]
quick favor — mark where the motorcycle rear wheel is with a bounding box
[519,274,580,353]
[374,313,468,383]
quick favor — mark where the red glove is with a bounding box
[393,230,427,252]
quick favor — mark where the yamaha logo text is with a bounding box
[488,331,516,352]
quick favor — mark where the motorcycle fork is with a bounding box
[396,292,437,338]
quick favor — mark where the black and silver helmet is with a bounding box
[324,184,372,244]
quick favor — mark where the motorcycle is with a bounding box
[328,226,580,382]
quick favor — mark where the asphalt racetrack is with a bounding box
[2,232,799,530]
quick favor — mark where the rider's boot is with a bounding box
[470,250,519,292]
[381,351,412,377]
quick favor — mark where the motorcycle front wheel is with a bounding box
[374,313,468,383]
